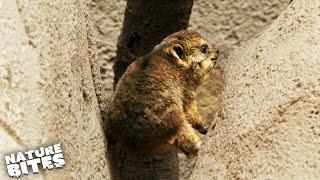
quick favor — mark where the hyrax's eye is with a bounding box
[200,44,208,54]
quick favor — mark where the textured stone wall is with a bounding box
[0,0,109,179]
[190,0,290,121]
[191,0,320,179]
[90,0,126,111]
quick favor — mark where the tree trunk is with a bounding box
[110,0,194,179]
[191,0,320,179]
[113,0,194,85]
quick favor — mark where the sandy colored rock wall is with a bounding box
[191,0,320,179]
[90,0,126,112]
[191,0,290,121]
[0,0,295,179]
[0,0,109,179]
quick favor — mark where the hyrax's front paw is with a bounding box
[176,121,202,158]
[179,140,202,158]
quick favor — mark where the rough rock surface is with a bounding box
[0,0,293,179]
[0,0,109,179]
[190,0,290,120]
[90,0,126,111]
[190,0,290,50]
[191,0,320,179]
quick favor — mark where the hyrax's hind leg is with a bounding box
[175,120,201,158]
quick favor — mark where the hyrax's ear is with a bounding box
[169,44,185,62]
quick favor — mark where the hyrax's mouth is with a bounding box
[211,57,218,67]
[210,48,219,68]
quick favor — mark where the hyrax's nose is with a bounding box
[215,48,220,55]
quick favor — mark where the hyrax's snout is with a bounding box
[210,47,219,66]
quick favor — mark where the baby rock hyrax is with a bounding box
[104,30,219,157]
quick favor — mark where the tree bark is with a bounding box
[110,0,194,179]
[113,0,194,85]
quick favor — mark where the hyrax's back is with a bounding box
[106,55,183,152]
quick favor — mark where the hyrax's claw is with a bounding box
[194,123,208,135]
[199,126,208,135]
[185,152,197,159]
[195,140,202,149]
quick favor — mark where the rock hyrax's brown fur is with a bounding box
[104,30,219,157]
